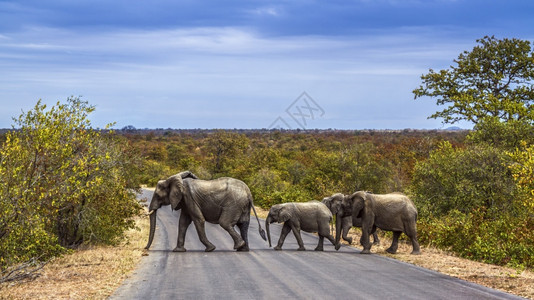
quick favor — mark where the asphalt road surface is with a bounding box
[110,189,522,300]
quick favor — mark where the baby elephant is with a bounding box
[265,201,338,251]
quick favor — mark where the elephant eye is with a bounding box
[156,189,166,198]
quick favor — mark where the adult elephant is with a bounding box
[331,191,421,255]
[322,194,380,246]
[265,201,338,251]
[145,171,266,252]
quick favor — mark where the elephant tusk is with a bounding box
[148,210,155,215]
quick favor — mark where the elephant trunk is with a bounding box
[265,214,273,247]
[145,209,157,250]
[335,213,342,246]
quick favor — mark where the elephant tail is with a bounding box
[249,196,267,241]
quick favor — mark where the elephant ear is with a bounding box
[321,196,331,209]
[167,174,185,210]
[277,206,292,223]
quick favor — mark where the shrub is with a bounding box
[0,98,143,271]
[411,140,534,268]
[417,209,534,268]
[410,141,518,217]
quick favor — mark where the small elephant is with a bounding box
[322,194,380,246]
[265,201,338,251]
[330,191,421,255]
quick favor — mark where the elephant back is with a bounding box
[186,177,251,211]
[372,193,417,230]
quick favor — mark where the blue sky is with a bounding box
[1,0,533,129]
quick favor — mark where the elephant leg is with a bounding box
[219,210,246,250]
[405,226,421,255]
[236,221,250,252]
[315,236,324,251]
[290,223,306,251]
[386,231,401,254]
[275,222,291,250]
[220,220,246,250]
[360,226,372,254]
[325,233,336,247]
[342,217,353,244]
[174,211,192,252]
[372,232,380,245]
[371,226,380,245]
[192,219,216,252]
[319,222,337,247]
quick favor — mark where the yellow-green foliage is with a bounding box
[508,142,534,214]
[411,126,534,268]
[0,98,143,270]
[417,208,534,268]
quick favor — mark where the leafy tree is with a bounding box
[410,141,518,217]
[205,130,249,176]
[166,143,199,171]
[467,116,534,150]
[302,144,394,197]
[0,97,143,271]
[414,36,534,124]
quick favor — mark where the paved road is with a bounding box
[111,189,522,300]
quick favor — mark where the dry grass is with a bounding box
[2,206,532,299]
[0,212,150,300]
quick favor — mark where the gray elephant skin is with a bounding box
[265,201,338,251]
[322,193,380,246]
[330,191,421,255]
[145,171,266,252]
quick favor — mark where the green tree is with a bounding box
[467,116,534,150]
[413,36,534,124]
[302,144,394,198]
[410,141,518,217]
[205,130,249,176]
[0,97,143,272]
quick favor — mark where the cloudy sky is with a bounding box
[1,0,533,129]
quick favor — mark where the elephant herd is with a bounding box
[145,171,421,255]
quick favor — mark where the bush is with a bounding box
[0,98,143,271]
[410,141,518,217]
[248,168,311,208]
[417,209,534,268]
[411,140,534,268]
[467,117,534,150]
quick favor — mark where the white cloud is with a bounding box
[249,6,283,17]
[0,25,477,128]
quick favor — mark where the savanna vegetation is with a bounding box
[1,35,533,286]
[0,98,144,282]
